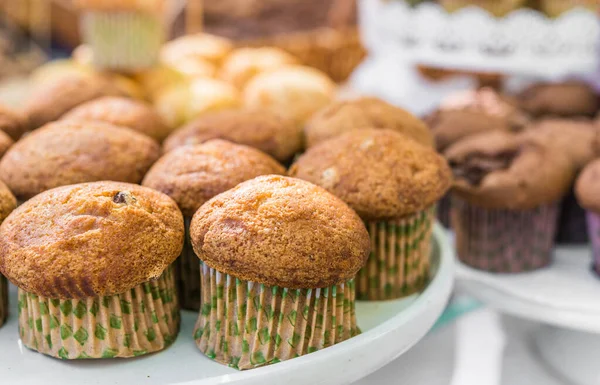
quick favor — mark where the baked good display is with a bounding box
[0,121,160,201]
[0,181,17,329]
[142,140,285,310]
[290,129,451,300]
[190,175,369,369]
[516,81,599,118]
[0,181,183,359]
[575,159,600,275]
[0,103,28,140]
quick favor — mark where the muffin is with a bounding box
[516,81,599,118]
[62,97,172,142]
[163,109,302,163]
[446,131,574,273]
[0,181,16,329]
[190,175,369,369]
[0,182,183,359]
[143,140,285,310]
[0,121,160,201]
[440,0,528,16]
[306,97,434,149]
[160,33,233,68]
[243,66,336,126]
[540,0,598,17]
[290,129,452,300]
[575,159,600,275]
[0,103,29,140]
[219,47,299,89]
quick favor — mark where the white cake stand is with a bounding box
[0,225,454,385]
[456,246,600,385]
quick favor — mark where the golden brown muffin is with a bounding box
[0,103,28,140]
[516,81,599,118]
[445,131,574,210]
[24,74,122,130]
[161,33,233,67]
[190,175,370,288]
[0,121,160,201]
[306,97,434,148]
[290,129,452,221]
[163,109,302,162]
[62,96,172,142]
[576,159,600,213]
[0,131,13,160]
[243,65,336,126]
[0,181,16,224]
[0,181,183,299]
[143,140,285,217]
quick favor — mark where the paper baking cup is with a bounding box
[356,206,435,301]
[585,212,600,276]
[555,189,589,244]
[80,12,166,70]
[176,217,201,311]
[194,262,359,370]
[0,275,7,328]
[18,267,179,359]
[452,197,559,273]
[437,193,452,229]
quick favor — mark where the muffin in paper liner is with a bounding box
[194,263,359,370]
[585,212,600,276]
[0,275,7,328]
[555,189,589,244]
[18,267,179,360]
[177,217,201,311]
[452,197,559,273]
[356,206,435,301]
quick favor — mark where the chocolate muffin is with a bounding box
[0,103,28,140]
[446,131,574,272]
[0,181,16,329]
[0,121,160,201]
[143,140,285,310]
[0,181,183,359]
[290,129,451,300]
[62,96,172,142]
[190,175,369,369]
[575,159,600,275]
[163,109,302,163]
[516,81,599,118]
[305,97,434,149]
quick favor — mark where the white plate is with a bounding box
[0,225,454,385]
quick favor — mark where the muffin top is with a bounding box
[190,175,370,288]
[0,182,183,299]
[289,129,452,221]
[0,103,28,140]
[575,159,600,213]
[163,109,302,162]
[305,97,434,148]
[0,181,16,224]
[0,121,160,201]
[62,96,172,142]
[516,81,598,117]
[143,140,285,217]
[243,65,336,126]
[161,33,233,66]
[24,74,121,130]
[75,0,165,13]
[429,88,528,151]
[445,131,574,210]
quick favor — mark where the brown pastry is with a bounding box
[0,103,28,140]
[516,81,599,118]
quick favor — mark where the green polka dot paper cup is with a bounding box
[177,217,201,311]
[0,275,8,328]
[356,206,435,301]
[18,267,179,359]
[194,262,360,370]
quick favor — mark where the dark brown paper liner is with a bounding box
[18,266,179,359]
[357,207,435,301]
[194,263,359,370]
[176,217,201,311]
[0,275,7,328]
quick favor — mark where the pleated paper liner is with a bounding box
[452,197,559,273]
[585,212,600,277]
[176,217,201,311]
[0,275,7,328]
[356,206,435,301]
[18,266,180,359]
[194,263,359,370]
[437,193,452,229]
[555,188,589,244]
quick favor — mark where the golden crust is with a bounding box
[143,140,285,217]
[163,109,302,162]
[0,182,183,299]
[62,96,172,142]
[190,175,370,288]
[517,82,598,117]
[305,97,434,148]
[0,181,16,224]
[289,129,452,221]
[0,104,28,140]
[576,159,600,213]
[0,121,160,201]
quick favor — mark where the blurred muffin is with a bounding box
[161,33,233,68]
[540,0,598,17]
[163,109,302,163]
[62,96,172,142]
[0,181,183,359]
[446,131,574,272]
[516,81,598,118]
[219,47,299,89]
[143,140,285,310]
[290,129,451,300]
[575,159,600,275]
[29,59,95,85]
[190,175,369,369]
[243,66,336,126]
[440,0,528,16]
[0,132,13,160]
[0,121,160,201]
[134,65,187,101]
[0,103,28,140]
[306,97,434,148]
[0,181,16,329]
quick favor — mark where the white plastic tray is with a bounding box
[0,225,454,385]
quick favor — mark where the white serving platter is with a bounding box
[0,225,454,385]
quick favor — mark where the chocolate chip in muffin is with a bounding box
[451,149,519,186]
[113,191,136,205]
